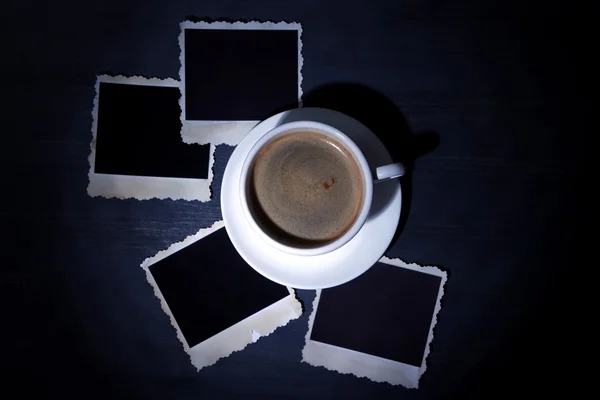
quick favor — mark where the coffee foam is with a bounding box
[248,130,364,247]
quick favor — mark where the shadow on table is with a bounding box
[302,83,440,250]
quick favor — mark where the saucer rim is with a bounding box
[221,108,402,289]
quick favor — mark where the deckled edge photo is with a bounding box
[301,256,448,388]
[87,74,215,201]
[178,20,304,146]
[140,220,302,370]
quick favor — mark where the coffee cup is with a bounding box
[239,121,404,256]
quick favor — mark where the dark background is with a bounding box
[1,0,589,398]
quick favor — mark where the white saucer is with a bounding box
[221,108,402,289]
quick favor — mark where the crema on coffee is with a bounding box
[247,130,365,248]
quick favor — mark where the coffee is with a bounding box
[247,130,365,248]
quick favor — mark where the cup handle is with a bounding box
[374,163,406,183]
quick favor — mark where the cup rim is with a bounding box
[238,121,374,257]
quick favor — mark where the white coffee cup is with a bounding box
[239,121,405,257]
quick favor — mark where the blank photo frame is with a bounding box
[142,221,302,370]
[87,75,215,201]
[179,21,303,145]
[302,256,447,388]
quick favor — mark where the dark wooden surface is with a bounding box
[2,0,588,398]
